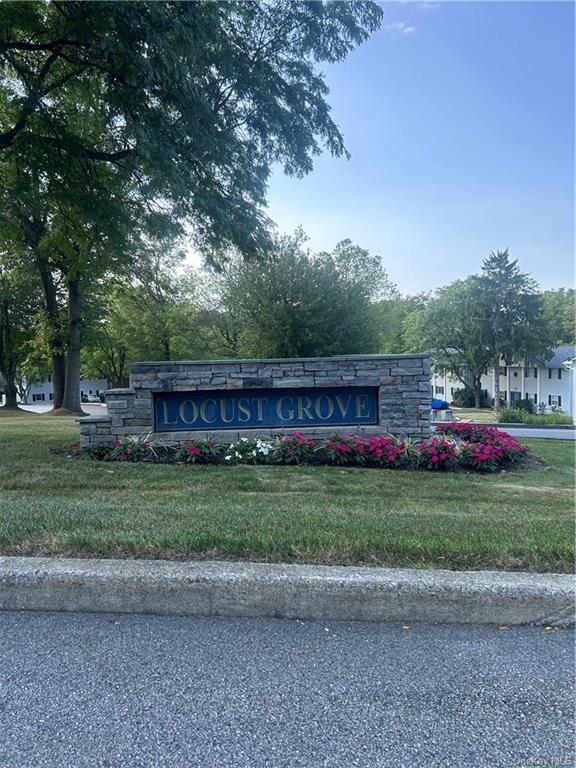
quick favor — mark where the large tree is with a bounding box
[206,231,394,358]
[480,250,553,410]
[416,277,494,408]
[0,1,383,409]
[372,293,429,354]
[418,251,554,409]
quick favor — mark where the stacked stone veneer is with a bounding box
[77,354,431,448]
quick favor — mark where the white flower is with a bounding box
[224,455,231,461]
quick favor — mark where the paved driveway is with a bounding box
[19,403,107,417]
[0,611,573,768]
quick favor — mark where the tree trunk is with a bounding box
[61,273,84,414]
[493,356,501,412]
[474,388,481,408]
[0,293,18,409]
[36,253,66,409]
[3,371,18,408]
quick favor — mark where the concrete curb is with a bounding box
[0,557,574,625]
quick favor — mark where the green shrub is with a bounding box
[451,388,490,407]
[498,409,573,426]
[513,397,535,413]
[499,408,523,423]
[451,388,476,407]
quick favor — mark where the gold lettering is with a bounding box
[335,394,352,419]
[178,400,199,425]
[251,397,267,421]
[160,399,179,425]
[297,396,313,420]
[219,398,235,424]
[355,394,370,419]
[315,395,334,420]
[200,399,217,423]
[237,398,251,423]
[276,396,295,421]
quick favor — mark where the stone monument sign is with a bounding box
[78,354,431,448]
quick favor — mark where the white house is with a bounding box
[22,376,109,404]
[432,345,576,418]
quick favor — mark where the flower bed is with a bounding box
[86,424,531,473]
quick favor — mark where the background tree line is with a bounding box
[4,226,572,410]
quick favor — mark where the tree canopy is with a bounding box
[410,250,555,408]
[1,0,383,256]
[195,232,395,358]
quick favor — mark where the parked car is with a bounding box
[431,398,449,410]
[82,394,101,403]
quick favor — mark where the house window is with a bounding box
[548,395,562,407]
[533,394,538,403]
[32,393,45,402]
[558,369,562,380]
[49,393,53,401]
[435,386,444,395]
[499,367,507,376]
[47,374,52,383]
[450,387,455,395]
[534,368,538,379]
[548,368,552,379]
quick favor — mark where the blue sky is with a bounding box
[265,1,574,295]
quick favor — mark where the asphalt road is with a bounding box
[0,612,573,768]
[497,427,575,440]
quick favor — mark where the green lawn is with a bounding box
[453,408,498,423]
[0,409,573,572]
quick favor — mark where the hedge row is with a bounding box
[86,423,530,473]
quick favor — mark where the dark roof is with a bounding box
[545,345,576,368]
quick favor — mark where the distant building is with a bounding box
[18,376,109,404]
[432,345,575,417]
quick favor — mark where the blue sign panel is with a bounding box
[154,386,378,432]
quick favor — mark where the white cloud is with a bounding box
[384,21,417,34]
